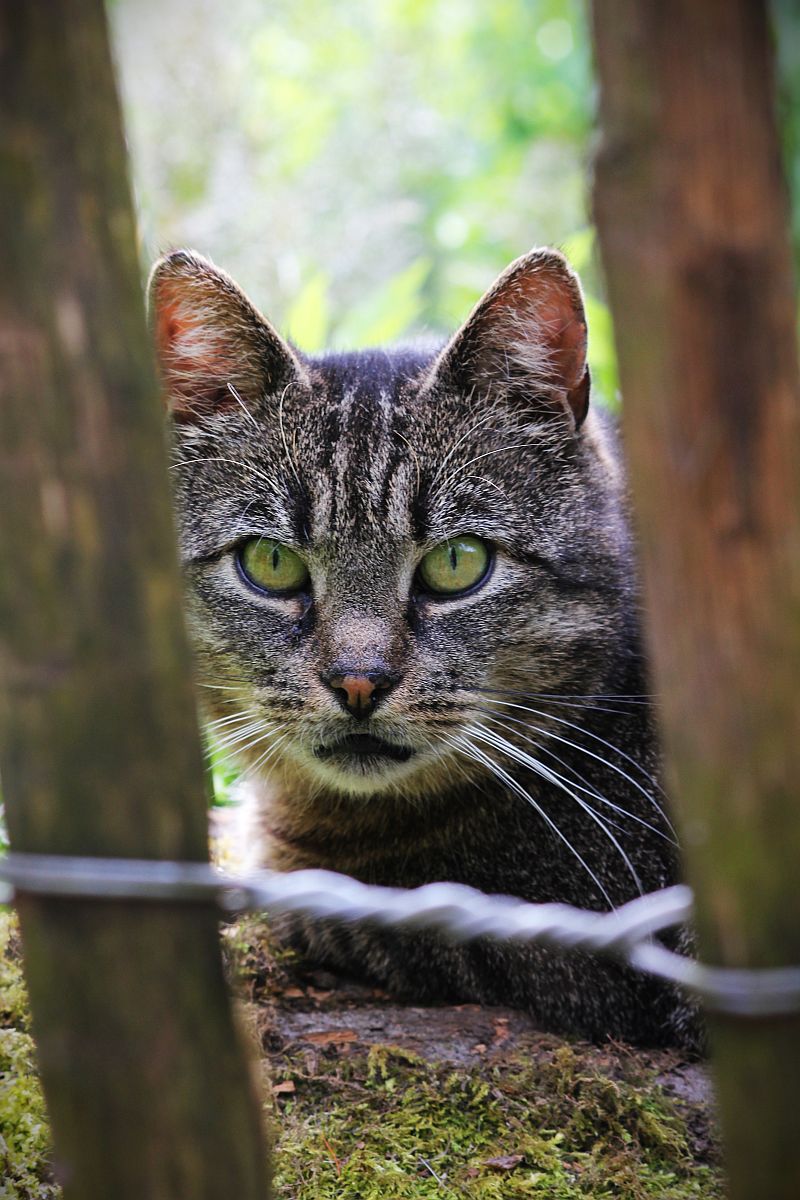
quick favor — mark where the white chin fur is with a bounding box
[305,752,423,796]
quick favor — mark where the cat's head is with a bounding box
[150,248,631,799]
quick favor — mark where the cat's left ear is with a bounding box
[424,248,590,428]
[148,250,306,423]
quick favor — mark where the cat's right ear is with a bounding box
[422,248,590,428]
[148,250,306,423]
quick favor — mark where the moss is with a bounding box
[222,914,302,1003]
[0,909,723,1199]
[0,911,30,1034]
[0,910,57,1200]
[267,1041,723,1199]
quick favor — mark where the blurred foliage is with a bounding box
[111,0,621,401]
[112,0,799,411]
[204,734,242,808]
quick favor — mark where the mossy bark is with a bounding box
[591,3,800,1198]
[0,1,271,1195]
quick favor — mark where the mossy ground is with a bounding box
[263,1041,721,1199]
[0,907,723,1199]
[0,911,58,1199]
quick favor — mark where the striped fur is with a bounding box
[150,248,699,1049]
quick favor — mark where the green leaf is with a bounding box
[285,272,331,352]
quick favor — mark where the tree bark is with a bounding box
[591,3,800,1198]
[0,1,271,1195]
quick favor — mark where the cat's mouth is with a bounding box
[314,733,415,764]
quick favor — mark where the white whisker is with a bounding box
[469,721,643,896]
[211,722,289,772]
[434,441,534,499]
[477,696,673,830]
[206,710,259,731]
[170,455,285,500]
[478,711,676,847]
[449,730,615,907]
[212,721,270,753]
[226,382,260,430]
[248,730,292,775]
[196,686,250,696]
[277,382,303,491]
[428,407,503,490]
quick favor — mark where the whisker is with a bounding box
[476,686,652,719]
[478,711,676,846]
[479,703,676,839]
[461,474,509,499]
[206,710,259,731]
[501,705,676,840]
[433,441,534,499]
[277,382,303,492]
[170,455,285,500]
[478,687,652,703]
[211,721,270,754]
[469,721,643,896]
[248,730,292,775]
[226,382,260,430]
[211,722,289,773]
[477,696,668,802]
[198,672,279,688]
[230,495,263,528]
[428,407,504,490]
[197,682,250,692]
[450,730,615,907]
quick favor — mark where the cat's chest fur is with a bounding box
[151,246,696,1049]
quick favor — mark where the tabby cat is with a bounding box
[150,247,696,1048]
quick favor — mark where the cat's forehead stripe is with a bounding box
[312,381,414,541]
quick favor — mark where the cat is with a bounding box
[150,246,698,1050]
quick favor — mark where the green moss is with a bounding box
[0,911,30,1033]
[0,910,57,1200]
[1,910,723,1199]
[222,914,301,1002]
[268,1042,722,1199]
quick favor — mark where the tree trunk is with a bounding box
[0,1,271,1195]
[591,3,800,1198]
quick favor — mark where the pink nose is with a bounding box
[324,672,396,720]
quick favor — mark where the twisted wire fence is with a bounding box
[2,851,800,1017]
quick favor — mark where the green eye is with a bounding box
[417,536,491,596]
[237,538,309,595]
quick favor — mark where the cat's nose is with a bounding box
[321,671,400,721]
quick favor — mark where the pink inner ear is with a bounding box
[154,280,238,420]
[480,261,589,423]
[533,277,588,393]
[484,267,587,392]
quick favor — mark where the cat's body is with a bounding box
[151,247,698,1049]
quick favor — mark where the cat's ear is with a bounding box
[148,250,306,423]
[424,248,590,427]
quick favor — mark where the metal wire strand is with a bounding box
[1,851,799,1017]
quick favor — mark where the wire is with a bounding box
[1,851,798,1017]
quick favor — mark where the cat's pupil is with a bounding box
[272,545,280,572]
[449,546,457,571]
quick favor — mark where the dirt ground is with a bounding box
[229,913,719,1152]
